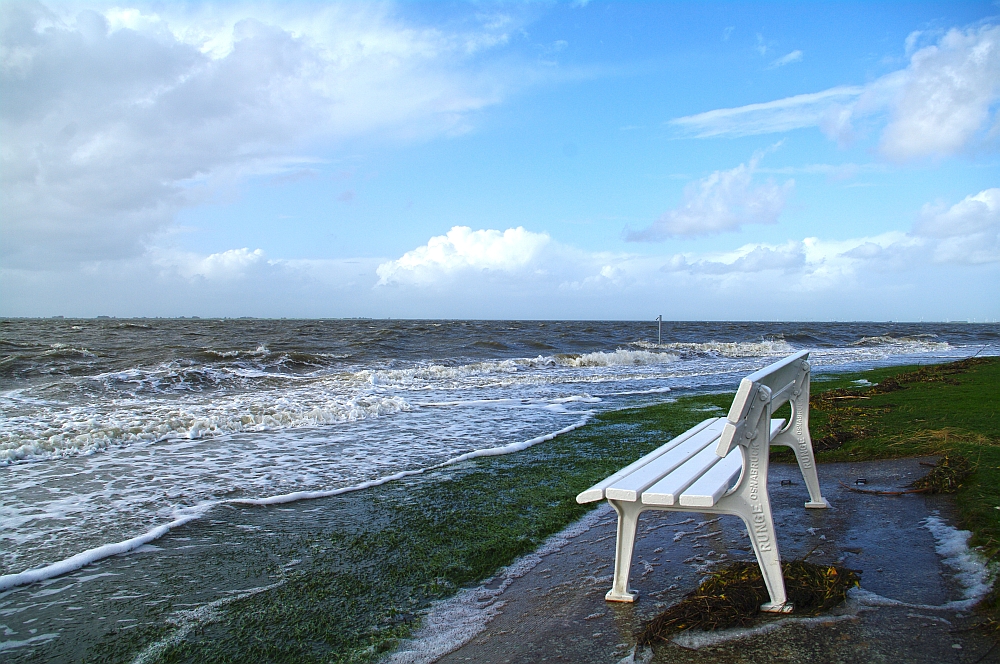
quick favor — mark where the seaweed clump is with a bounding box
[907,454,973,493]
[637,560,860,645]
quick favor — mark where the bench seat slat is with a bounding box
[604,419,727,502]
[575,418,720,504]
[677,448,742,507]
[641,443,727,506]
[645,418,786,508]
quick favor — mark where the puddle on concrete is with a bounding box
[432,459,998,664]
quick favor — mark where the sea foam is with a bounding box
[0,391,412,464]
[633,338,794,357]
[0,417,590,592]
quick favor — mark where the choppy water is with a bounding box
[1,319,997,590]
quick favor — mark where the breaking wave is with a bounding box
[850,335,951,353]
[42,344,97,359]
[632,338,795,358]
[555,349,680,367]
[358,350,680,388]
[0,392,411,464]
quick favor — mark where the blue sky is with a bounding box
[2,1,998,320]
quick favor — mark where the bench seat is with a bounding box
[577,351,829,611]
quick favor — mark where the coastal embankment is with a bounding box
[425,357,1000,663]
[3,356,998,663]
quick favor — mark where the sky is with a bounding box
[1,0,998,320]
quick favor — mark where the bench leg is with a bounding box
[772,378,829,509]
[790,442,829,509]
[606,500,642,602]
[719,444,793,613]
[788,385,829,509]
[740,493,792,613]
[774,433,829,508]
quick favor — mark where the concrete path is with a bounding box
[435,459,998,664]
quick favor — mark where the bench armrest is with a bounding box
[716,383,771,457]
[716,352,811,458]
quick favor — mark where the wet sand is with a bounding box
[430,458,999,663]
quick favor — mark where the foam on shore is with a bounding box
[0,417,590,592]
[923,513,996,609]
[0,507,211,592]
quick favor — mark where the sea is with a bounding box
[1,318,998,655]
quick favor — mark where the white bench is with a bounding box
[577,350,828,613]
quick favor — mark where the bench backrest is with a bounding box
[716,349,810,457]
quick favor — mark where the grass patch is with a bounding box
[803,356,1000,634]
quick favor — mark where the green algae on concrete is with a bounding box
[84,357,999,662]
[95,401,714,663]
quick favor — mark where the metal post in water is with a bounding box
[656,315,662,346]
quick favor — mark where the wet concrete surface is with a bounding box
[437,459,999,664]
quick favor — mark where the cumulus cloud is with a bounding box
[373,222,937,302]
[915,188,1000,263]
[0,1,522,267]
[879,25,1000,161]
[695,242,806,273]
[657,231,926,297]
[625,153,793,241]
[670,23,1000,160]
[343,205,995,320]
[375,226,551,285]
[651,188,998,278]
[153,247,268,280]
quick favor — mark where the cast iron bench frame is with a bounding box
[576,350,828,612]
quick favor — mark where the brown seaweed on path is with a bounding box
[906,454,972,493]
[636,560,861,645]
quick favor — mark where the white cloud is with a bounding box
[625,153,793,240]
[375,226,551,285]
[374,189,999,302]
[670,23,1000,160]
[879,24,1000,161]
[700,242,806,273]
[669,86,863,138]
[3,210,996,320]
[660,233,913,284]
[0,1,524,267]
[154,247,267,280]
[769,50,802,68]
[915,188,1000,263]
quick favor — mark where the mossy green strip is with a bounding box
[94,357,1000,662]
[90,398,716,663]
